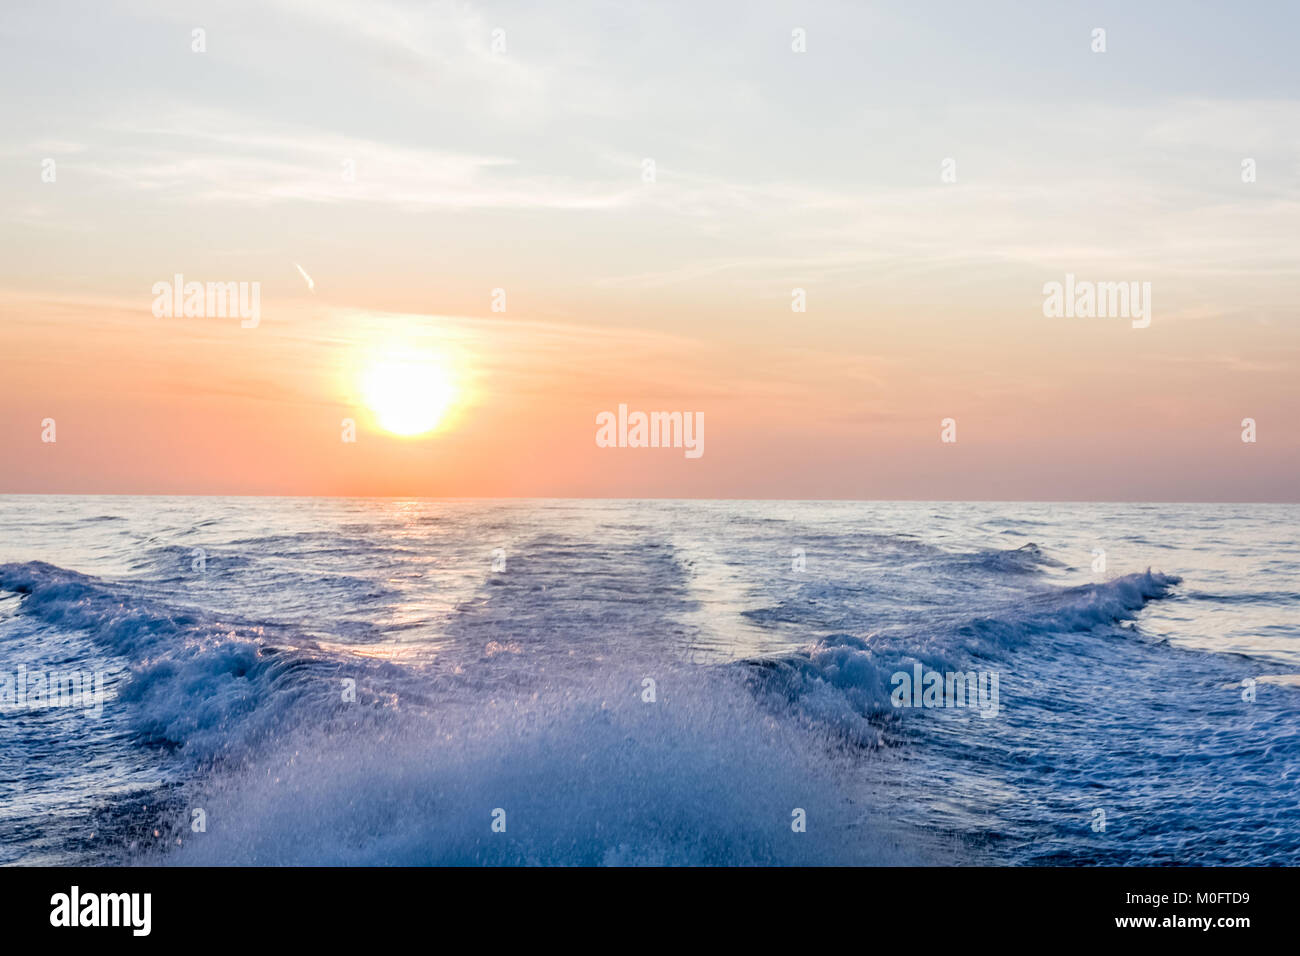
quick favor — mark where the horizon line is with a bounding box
[1,493,1296,506]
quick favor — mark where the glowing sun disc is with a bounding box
[360,352,457,437]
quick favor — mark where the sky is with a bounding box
[1,0,1298,499]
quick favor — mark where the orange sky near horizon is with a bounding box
[1,287,1296,500]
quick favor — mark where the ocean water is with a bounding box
[0,497,1296,866]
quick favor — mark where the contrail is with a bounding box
[294,262,315,292]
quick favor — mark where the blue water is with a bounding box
[0,497,1296,865]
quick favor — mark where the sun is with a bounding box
[359,348,458,437]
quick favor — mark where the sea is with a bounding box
[0,497,1296,865]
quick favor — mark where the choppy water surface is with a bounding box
[0,498,1296,865]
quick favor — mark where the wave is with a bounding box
[948,541,1067,574]
[741,570,1182,746]
[0,557,1183,866]
[0,561,396,767]
[0,559,1182,761]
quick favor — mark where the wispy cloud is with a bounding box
[71,109,635,210]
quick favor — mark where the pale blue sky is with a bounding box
[4,0,1298,313]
